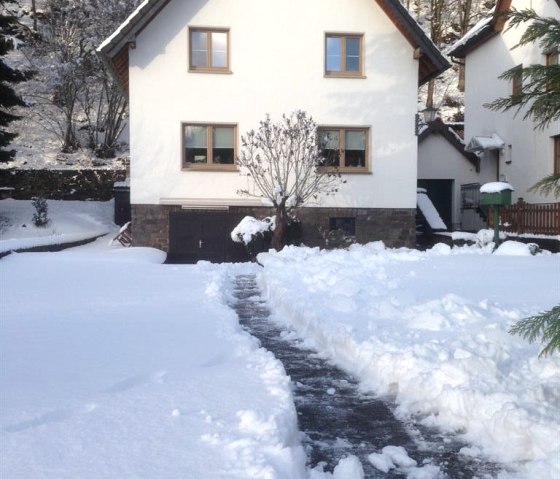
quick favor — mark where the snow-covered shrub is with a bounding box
[231,216,275,260]
[31,197,49,227]
[320,226,356,249]
[476,228,506,248]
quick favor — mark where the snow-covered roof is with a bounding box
[480,181,514,193]
[465,134,505,153]
[447,17,493,55]
[448,0,512,58]
[97,0,149,53]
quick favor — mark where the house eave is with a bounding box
[374,0,450,85]
[448,0,513,59]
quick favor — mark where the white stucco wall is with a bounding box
[127,0,419,208]
[463,0,560,204]
[418,133,480,225]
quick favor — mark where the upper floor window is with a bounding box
[545,51,558,92]
[189,28,230,73]
[318,127,369,172]
[325,34,364,77]
[511,64,523,103]
[183,123,237,170]
[554,135,560,176]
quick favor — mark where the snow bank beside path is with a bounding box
[0,199,116,253]
[257,242,560,478]
[1,251,306,479]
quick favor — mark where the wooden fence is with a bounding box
[489,199,560,235]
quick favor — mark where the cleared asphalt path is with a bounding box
[231,274,503,478]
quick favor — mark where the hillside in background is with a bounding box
[1,0,492,171]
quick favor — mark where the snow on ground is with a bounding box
[257,243,560,479]
[0,199,116,254]
[1,243,306,478]
[1,200,559,478]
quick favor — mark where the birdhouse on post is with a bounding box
[480,182,514,247]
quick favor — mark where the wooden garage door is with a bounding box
[168,211,247,264]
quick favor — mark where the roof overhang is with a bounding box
[465,134,505,155]
[98,0,450,93]
[447,0,512,58]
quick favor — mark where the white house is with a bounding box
[99,0,449,262]
[417,120,482,230]
[448,0,560,215]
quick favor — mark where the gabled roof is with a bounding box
[418,119,481,172]
[448,0,560,58]
[447,0,512,58]
[98,0,450,93]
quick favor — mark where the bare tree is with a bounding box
[25,0,137,156]
[237,111,345,250]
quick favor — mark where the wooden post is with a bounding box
[516,198,525,234]
[493,205,501,247]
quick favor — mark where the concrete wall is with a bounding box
[463,0,560,203]
[127,0,419,209]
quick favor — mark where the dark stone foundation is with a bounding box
[132,204,415,257]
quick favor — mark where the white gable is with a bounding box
[123,0,425,209]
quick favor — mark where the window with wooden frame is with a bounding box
[318,127,369,172]
[554,135,560,176]
[182,123,237,170]
[189,28,230,72]
[545,50,558,92]
[511,64,523,103]
[325,33,364,77]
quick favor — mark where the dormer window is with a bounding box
[325,33,364,78]
[189,28,230,73]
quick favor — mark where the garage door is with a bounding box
[168,211,247,263]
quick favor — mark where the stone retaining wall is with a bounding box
[0,169,127,200]
[132,204,416,253]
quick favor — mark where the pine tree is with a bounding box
[484,8,560,129]
[510,305,560,358]
[485,8,560,198]
[0,0,29,162]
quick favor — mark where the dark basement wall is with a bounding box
[0,169,127,200]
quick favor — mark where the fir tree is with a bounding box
[485,8,560,129]
[485,8,560,198]
[510,305,560,358]
[31,196,49,227]
[0,0,29,163]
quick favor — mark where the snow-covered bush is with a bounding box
[31,197,49,227]
[476,228,506,248]
[319,226,355,249]
[231,216,275,260]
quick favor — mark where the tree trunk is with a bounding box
[31,0,37,32]
[271,202,287,251]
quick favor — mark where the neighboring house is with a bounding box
[448,0,560,220]
[417,119,483,230]
[98,0,448,262]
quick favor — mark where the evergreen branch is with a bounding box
[528,174,560,198]
[509,305,560,358]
